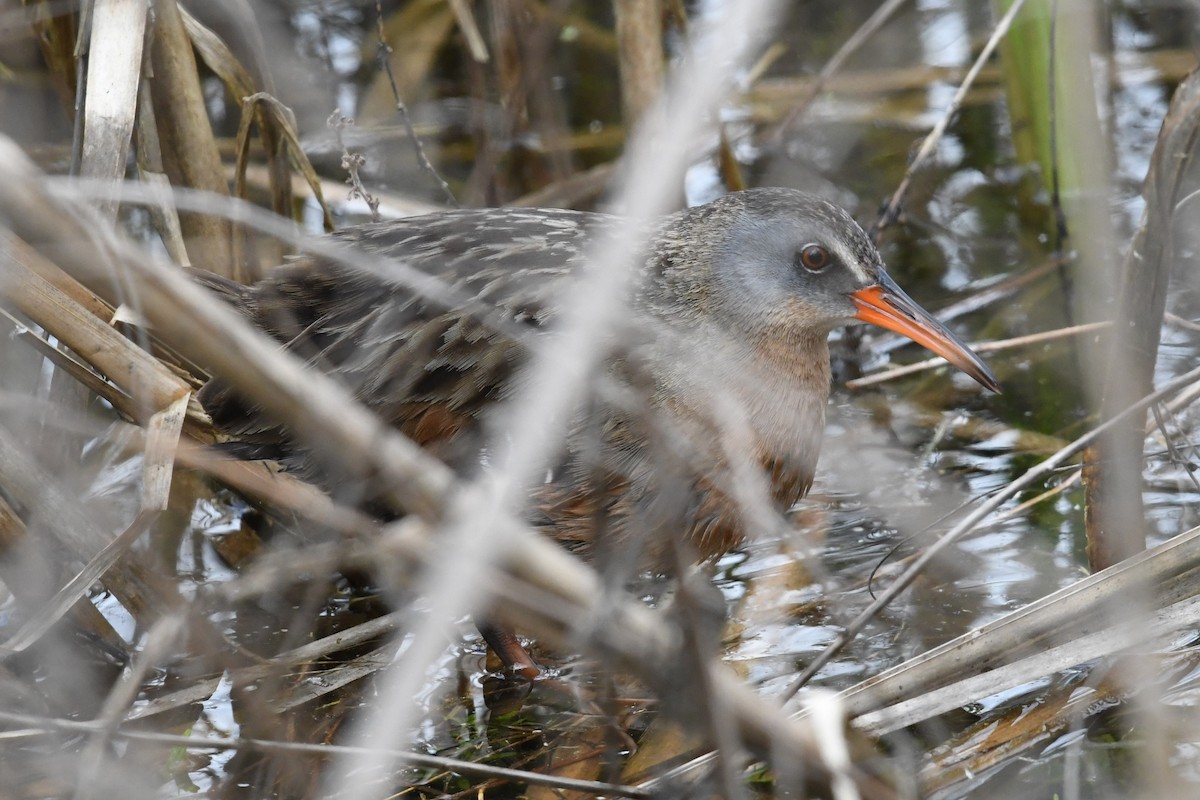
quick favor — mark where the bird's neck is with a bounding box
[740,326,831,452]
[657,325,831,485]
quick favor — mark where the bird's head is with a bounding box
[681,188,999,392]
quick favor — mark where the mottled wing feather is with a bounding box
[200,208,601,467]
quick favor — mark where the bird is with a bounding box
[196,187,999,677]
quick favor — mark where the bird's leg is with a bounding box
[476,619,541,679]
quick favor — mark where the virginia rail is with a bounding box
[198,188,998,675]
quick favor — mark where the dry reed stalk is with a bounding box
[147,0,236,277]
[79,0,145,217]
[614,0,665,128]
[1092,71,1200,568]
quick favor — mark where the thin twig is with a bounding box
[766,0,911,143]
[328,109,382,222]
[848,321,1109,389]
[447,0,489,62]
[874,0,1028,237]
[373,0,458,208]
[1166,311,1200,332]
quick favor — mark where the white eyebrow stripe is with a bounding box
[833,240,873,283]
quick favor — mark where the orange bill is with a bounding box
[851,272,1000,392]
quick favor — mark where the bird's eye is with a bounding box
[796,244,832,273]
